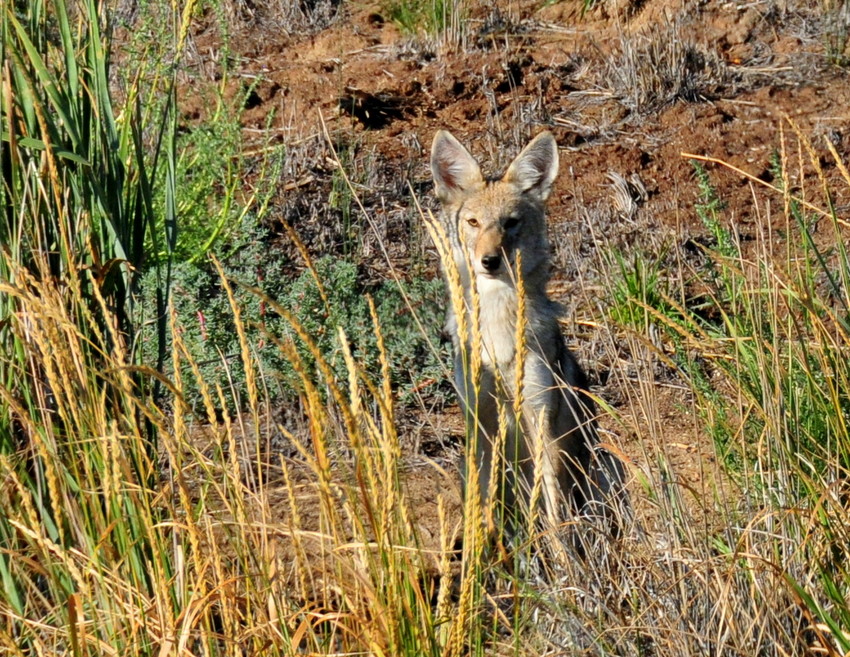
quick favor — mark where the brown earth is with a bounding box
[171,0,850,566]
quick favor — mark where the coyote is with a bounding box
[429,130,622,531]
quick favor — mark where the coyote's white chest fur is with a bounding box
[475,277,518,367]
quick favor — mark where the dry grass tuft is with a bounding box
[606,19,728,113]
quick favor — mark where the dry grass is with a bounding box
[605,19,729,113]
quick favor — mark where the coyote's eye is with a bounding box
[466,218,479,228]
[504,217,519,230]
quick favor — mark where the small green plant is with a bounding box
[329,142,362,257]
[116,0,280,266]
[580,0,601,14]
[677,154,849,471]
[383,0,467,47]
[608,249,677,331]
[693,162,736,259]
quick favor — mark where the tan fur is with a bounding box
[430,130,623,530]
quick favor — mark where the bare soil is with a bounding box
[173,0,850,562]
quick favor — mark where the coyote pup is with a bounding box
[430,130,621,530]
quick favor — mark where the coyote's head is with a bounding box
[430,130,558,285]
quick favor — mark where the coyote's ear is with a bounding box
[503,131,559,201]
[430,130,483,203]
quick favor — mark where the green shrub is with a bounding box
[137,218,449,414]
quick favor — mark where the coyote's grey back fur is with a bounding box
[429,130,623,529]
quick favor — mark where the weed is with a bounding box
[608,249,676,331]
[676,126,850,650]
[328,142,363,257]
[383,0,468,49]
[692,162,736,259]
[0,0,197,437]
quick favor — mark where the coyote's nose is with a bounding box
[481,254,501,273]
